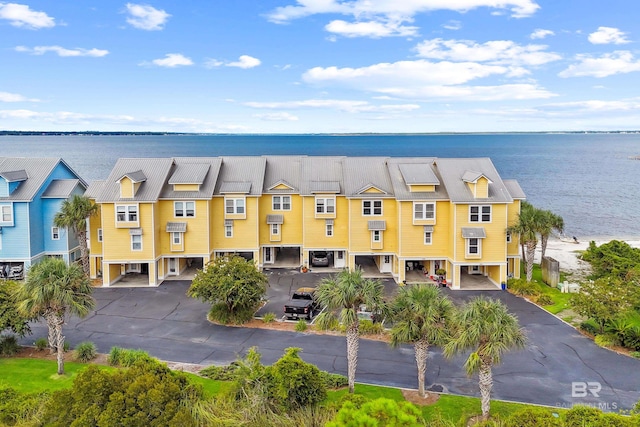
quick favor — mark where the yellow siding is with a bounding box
[102,203,155,261]
[398,200,451,258]
[157,200,209,255]
[212,197,259,250]
[362,187,384,194]
[119,177,133,198]
[506,200,521,256]
[454,203,508,262]
[88,202,103,257]
[409,184,435,192]
[302,196,349,249]
[258,195,303,246]
[173,183,200,191]
[349,199,398,253]
[272,183,293,190]
[476,177,489,198]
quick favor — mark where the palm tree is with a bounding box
[53,194,98,276]
[539,210,564,261]
[16,258,95,375]
[507,201,541,281]
[389,285,455,397]
[444,296,526,420]
[315,267,385,393]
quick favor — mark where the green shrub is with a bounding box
[34,337,48,351]
[359,319,384,335]
[320,371,349,389]
[199,362,241,381]
[327,398,426,427]
[0,387,50,426]
[0,335,19,356]
[622,326,640,351]
[315,312,339,331]
[74,341,97,362]
[505,407,561,426]
[63,341,70,352]
[262,312,277,323]
[107,346,122,365]
[108,346,154,367]
[535,294,554,306]
[630,351,640,359]
[208,302,255,325]
[564,406,604,427]
[326,393,370,411]
[594,334,619,348]
[295,319,308,332]
[507,278,540,297]
[580,319,600,335]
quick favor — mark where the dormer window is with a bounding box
[117,170,146,198]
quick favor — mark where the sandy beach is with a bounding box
[534,236,640,277]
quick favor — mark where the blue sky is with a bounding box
[1,0,639,133]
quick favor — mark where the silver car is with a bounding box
[311,251,329,267]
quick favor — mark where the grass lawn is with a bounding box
[523,264,573,314]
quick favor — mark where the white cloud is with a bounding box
[207,55,261,69]
[0,91,39,102]
[415,38,561,66]
[15,45,109,57]
[245,99,420,113]
[0,2,55,29]
[588,26,630,45]
[442,20,462,30]
[266,0,540,25]
[559,51,640,78]
[542,99,640,112]
[149,53,193,67]
[530,28,554,39]
[325,19,418,38]
[125,3,170,30]
[376,83,556,101]
[254,112,299,121]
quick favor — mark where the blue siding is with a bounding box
[0,179,7,197]
[0,202,30,260]
[42,198,69,253]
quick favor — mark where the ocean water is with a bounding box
[1,133,639,238]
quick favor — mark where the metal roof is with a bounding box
[461,227,486,238]
[368,220,387,230]
[435,158,513,203]
[41,179,82,198]
[423,225,434,232]
[263,156,302,193]
[96,158,174,202]
[343,157,394,197]
[503,179,526,200]
[0,158,85,202]
[386,158,448,201]
[220,181,252,194]
[166,222,187,232]
[118,170,147,183]
[309,181,341,194]
[0,170,27,182]
[266,214,284,224]
[224,219,234,226]
[398,163,440,185]
[300,157,344,195]
[84,180,105,199]
[168,163,210,184]
[215,157,266,196]
[129,228,143,236]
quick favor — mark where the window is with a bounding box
[116,205,137,222]
[326,223,333,237]
[172,232,182,245]
[363,200,382,216]
[414,202,435,220]
[51,227,60,240]
[315,197,335,214]
[271,223,280,235]
[131,234,142,251]
[272,196,291,211]
[424,231,432,245]
[467,238,480,256]
[1,205,12,223]
[469,205,491,222]
[372,230,381,242]
[506,231,512,243]
[225,198,245,214]
[174,201,195,217]
[225,224,233,238]
[97,228,103,242]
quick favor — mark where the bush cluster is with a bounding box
[507,278,540,297]
[0,335,19,356]
[74,341,97,362]
[108,346,155,367]
[34,337,48,351]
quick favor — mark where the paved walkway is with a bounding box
[20,281,640,411]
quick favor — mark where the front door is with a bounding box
[168,258,177,275]
[380,255,392,273]
[264,247,274,264]
[334,251,346,268]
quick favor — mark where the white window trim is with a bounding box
[172,232,182,245]
[272,195,291,211]
[506,231,512,243]
[225,197,246,215]
[362,200,383,216]
[372,230,382,243]
[174,201,195,218]
[51,227,60,240]
[131,234,142,251]
[413,202,435,221]
[0,204,13,225]
[225,224,233,238]
[424,231,432,245]
[466,238,482,257]
[469,205,492,223]
[315,197,335,214]
[116,204,138,223]
[326,223,333,237]
[97,228,103,242]
[271,223,281,236]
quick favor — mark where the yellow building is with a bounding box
[87,156,524,289]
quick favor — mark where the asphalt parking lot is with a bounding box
[19,276,640,411]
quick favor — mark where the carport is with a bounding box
[458,266,501,290]
[263,246,301,269]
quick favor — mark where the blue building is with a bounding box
[0,158,86,278]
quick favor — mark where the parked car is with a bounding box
[311,251,329,267]
[284,287,320,320]
[357,304,384,324]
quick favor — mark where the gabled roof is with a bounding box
[84,180,105,199]
[96,158,174,202]
[0,170,28,182]
[462,170,492,184]
[342,157,393,198]
[355,183,387,195]
[160,157,221,199]
[215,157,266,196]
[503,179,526,200]
[300,156,345,195]
[263,156,302,193]
[42,179,82,198]
[435,158,513,203]
[387,158,448,201]
[118,170,147,183]
[0,157,86,202]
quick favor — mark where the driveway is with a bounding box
[20,281,640,411]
